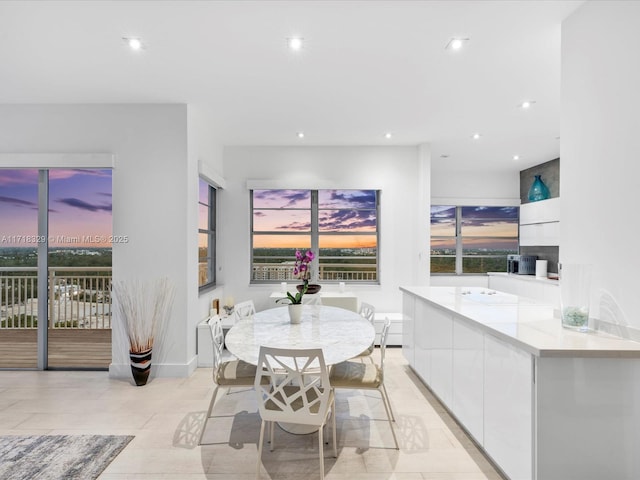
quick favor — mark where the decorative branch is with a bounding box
[112,278,175,354]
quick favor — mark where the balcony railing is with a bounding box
[252,262,377,282]
[0,266,112,329]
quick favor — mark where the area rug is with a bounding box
[0,435,134,480]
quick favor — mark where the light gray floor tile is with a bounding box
[0,349,504,480]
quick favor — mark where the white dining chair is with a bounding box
[254,346,336,480]
[234,299,256,320]
[353,302,376,359]
[329,317,399,449]
[199,315,257,445]
[302,295,323,306]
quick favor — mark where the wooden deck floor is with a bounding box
[0,329,111,369]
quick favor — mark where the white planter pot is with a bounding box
[288,304,303,324]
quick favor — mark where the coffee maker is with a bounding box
[507,254,537,275]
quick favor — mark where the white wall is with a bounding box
[431,168,520,205]
[187,105,227,353]
[0,104,198,377]
[562,1,640,327]
[221,146,428,314]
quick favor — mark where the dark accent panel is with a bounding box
[520,158,560,204]
[520,246,559,274]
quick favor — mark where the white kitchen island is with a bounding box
[401,286,640,480]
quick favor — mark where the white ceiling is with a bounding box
[0,0,584,172]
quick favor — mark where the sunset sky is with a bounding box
[431,205,519,250]
[0,169,112,248]
[252,189,377,250]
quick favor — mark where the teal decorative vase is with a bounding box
[528,174,550,202]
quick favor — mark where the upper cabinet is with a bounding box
[519,197,560,246]
[520,197,560,225]
[519,158,560,247]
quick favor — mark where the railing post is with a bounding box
[49,268,55,328]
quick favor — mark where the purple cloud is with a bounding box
[319,209,376,231]
[253,189,310,208]
[460,206,518,228]
[56,197,112,212]
[320,190,377,209]
[0,195,37,208]
[71,169,112,177]
[431,206,518,228]
[276,220,311,231]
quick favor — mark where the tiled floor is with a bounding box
[0,349,504,480]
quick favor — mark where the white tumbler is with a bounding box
[535,260,548,278]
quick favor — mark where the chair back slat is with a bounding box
[380,317,392,372]
[359,302,375,325]
[234,300,256,320]
[207,315,224,375]
[255,346,331,426]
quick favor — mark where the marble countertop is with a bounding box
[401,286,640,358]
[487,271,559,285]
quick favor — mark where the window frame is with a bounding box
[198,178,217,291]
[250,189,380,284]
[430,204,519,275]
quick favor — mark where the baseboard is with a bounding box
[109,355,198,379]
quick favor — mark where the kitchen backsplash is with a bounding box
[520,245,559,274]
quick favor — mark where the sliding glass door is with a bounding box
[0,168,113,369]
[47,169,113,368]
[0,169,40,368]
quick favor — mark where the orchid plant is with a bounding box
[293,249,314,282]
[277,249,314,305]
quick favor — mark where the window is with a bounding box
[198,178,216,288]
[251,189,379,283]
[431,205,518,274]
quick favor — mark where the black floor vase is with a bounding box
[130,348,152,386]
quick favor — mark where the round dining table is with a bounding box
[225,304,375,367]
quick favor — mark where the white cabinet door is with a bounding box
[402,293,415,367]
[452,319,484,443]
[413,298,431,384]
[429,306,453,408]
[484,334,533,480]
[519,197,560,225]
[519,221,560,246]
[487,275,516,295]
[520,197,561,246]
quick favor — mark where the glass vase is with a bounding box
[559,263,592,332]
[528,174,550,202]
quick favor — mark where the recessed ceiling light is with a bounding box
[472,133,481,140]
[385,132,392,139]
[297,132,305,139]
[123,36,144,51]
[513,155,520,161]
[288,37,304,51]
[519,100,536,109]
[445,37,469,51]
